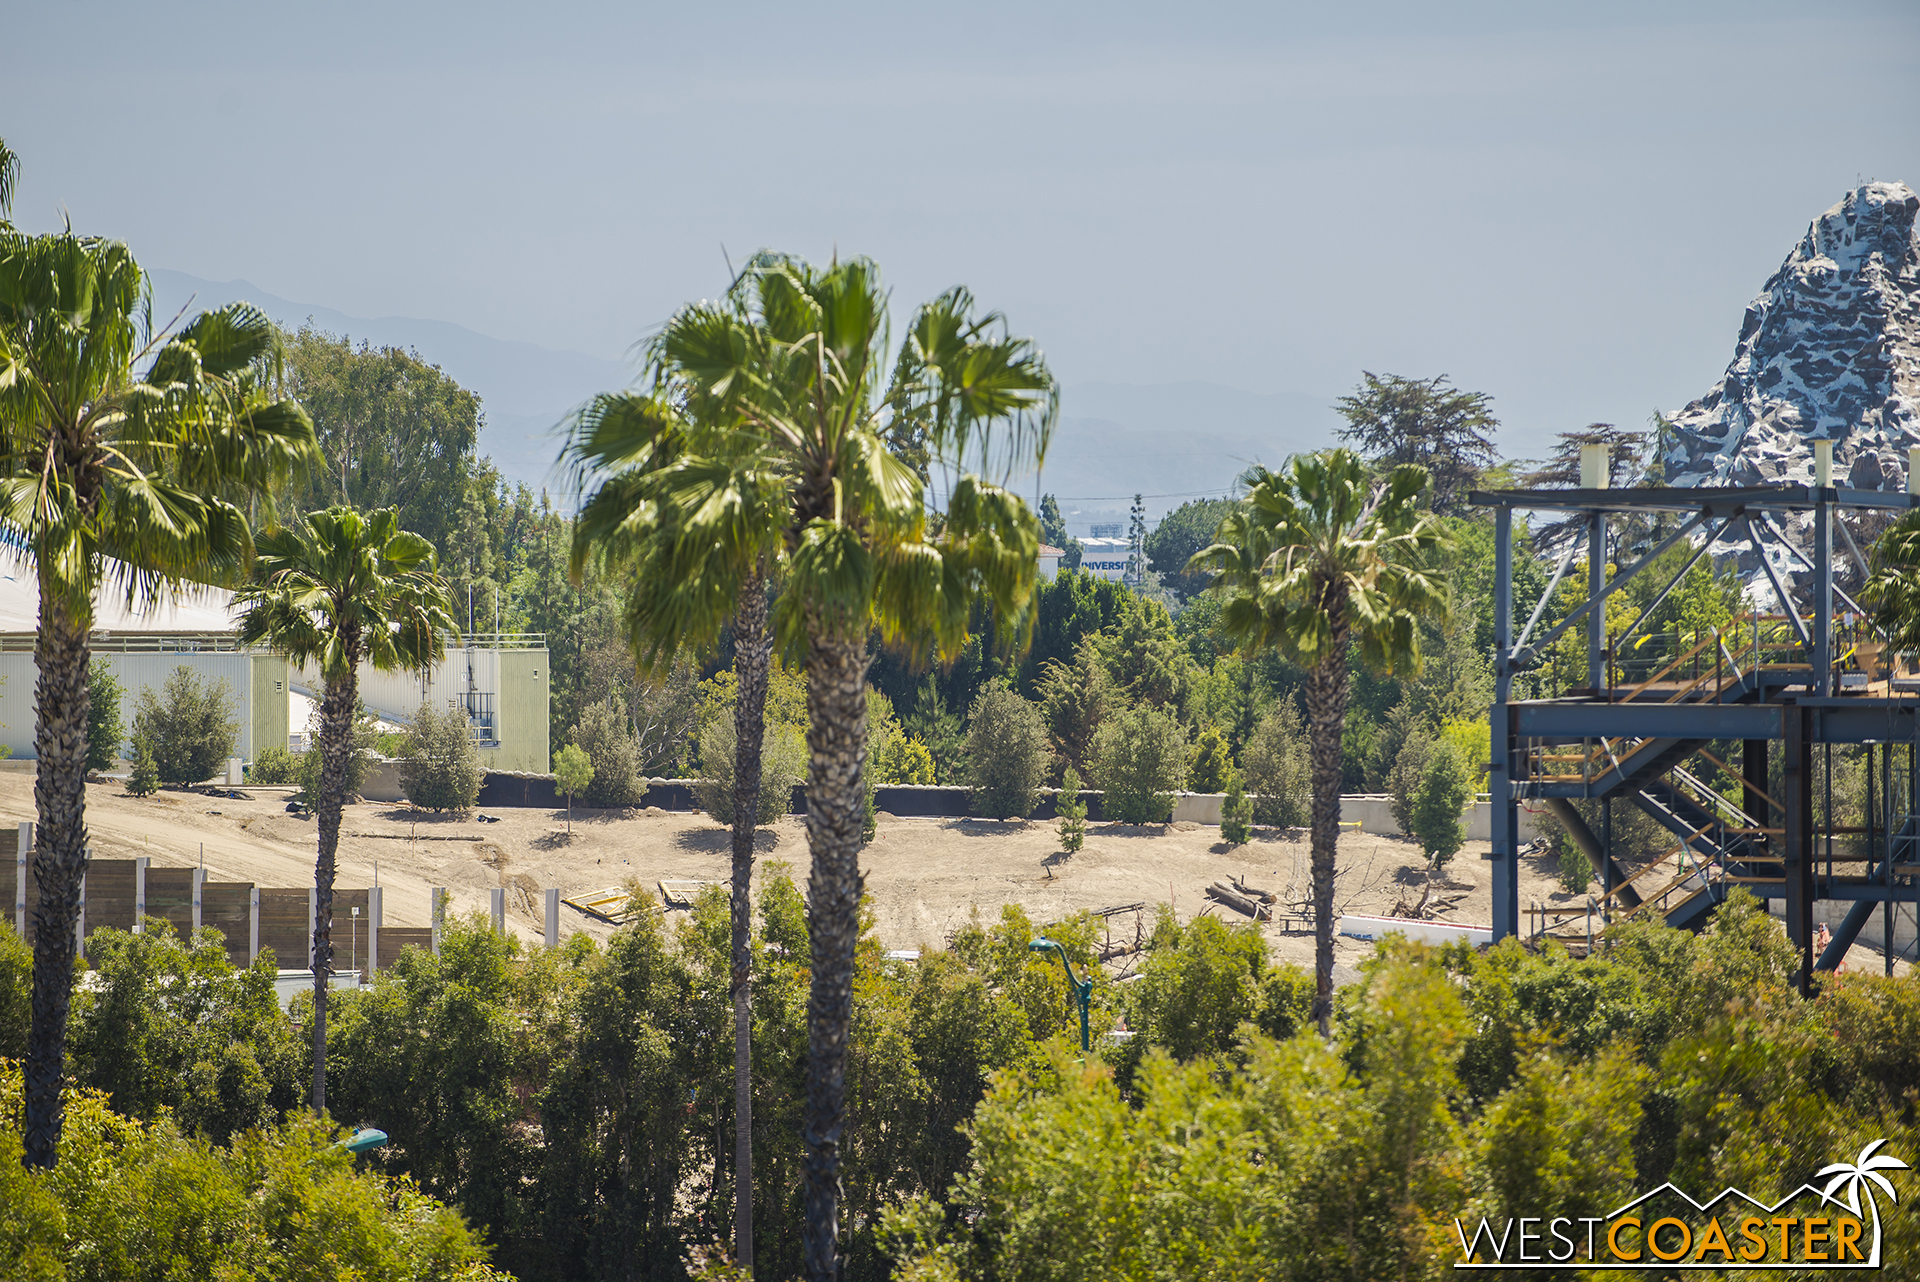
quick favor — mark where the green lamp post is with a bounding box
[1029,937,1093,1052]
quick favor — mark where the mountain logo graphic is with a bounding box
[1453,1140,1908,1270]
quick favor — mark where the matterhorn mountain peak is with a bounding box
[1663,181,1920,494]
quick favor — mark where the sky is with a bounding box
[5,0,1919,472]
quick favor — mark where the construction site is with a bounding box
[1479,443,1920,984]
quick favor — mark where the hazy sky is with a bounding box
[6,1,1918,458]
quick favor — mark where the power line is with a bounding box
[1049,487,1237,503]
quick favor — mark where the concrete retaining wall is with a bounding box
[449,776,1538,842]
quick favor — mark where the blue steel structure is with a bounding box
[1475,482,1920,991]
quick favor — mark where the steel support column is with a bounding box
[1588,509,1607,693]
[1490,507,1518,940]
[1815,488,1833,697]
[1784,703,1815,994]
[1742,739,1769,845]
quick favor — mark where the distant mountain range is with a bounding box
[149,270,1347,513]
[148,270,634,490]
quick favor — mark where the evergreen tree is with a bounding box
[126,737,159,798]
[1039,494,1082,570]
[1409,741,1471,868]
[1220,770,1252,846]
[1056,766,1087,853]
[85,661,124,773]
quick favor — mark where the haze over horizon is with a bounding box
[8,1,1919,503]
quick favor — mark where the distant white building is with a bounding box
[1077,537,1132,582]
[0,559,551,773]
[1038,545,1065,581]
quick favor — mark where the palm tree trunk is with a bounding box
[22,591,92,1169]
[729,568,770,1268]
[800,624,869,1282]
[1305,595,1351,1038]
[310,661,358,1114]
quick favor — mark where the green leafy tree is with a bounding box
[67,922,300,1144]
[1387,731,1435,834]
[1409,740,1470,867]
[294,707,381,806]
[130,665,238,785]
[873,733,936,785]
[233,506,455,1115]
[572,699,645,807]
[401,699,483,813]
[698,716,806,827]
[1117,911,1265,1069]
[571,253,1056,1278]
[1103,598,1193,710]
[0,1062,506,1281]
[1144,496,1235,602]
[0,209,316,1165]
[1863,509,1920,649]
[1240,704,1310,828]
[1334,371,1498,516]
[0,920,28,1060]
[1056,767,1087,854]
[282,325,482,549]
[1186,724,1231,794]
[1189,450,1450,1034]
[554,742,594,835]
[248,744,300,785]
[126,736,160,797]
[85,660,123,773]
[1036,634,1114,781]
[1038,493,1081,571]
[1093,704,1188,825]
[1220,770,1252,846]
[966,686,1049,820]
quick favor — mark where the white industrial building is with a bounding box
[1076,537,1133,582]
[0,559,550,773]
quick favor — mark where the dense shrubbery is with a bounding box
[1093,704,1186,825]
[5,892,1920,1279]
[572,699,646,807]
[248,743,301,784]
[890,893,1920,1279]
[401,699,483,812]
[966,685,1049,820]
[697,715,805,826]
[0,1062,508,1281]
[130,664,238,784]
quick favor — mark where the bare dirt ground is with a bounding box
[9,767,1906,981]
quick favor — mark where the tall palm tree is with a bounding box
[572,253,1055,1278]
[0,223,317,1168]
[1189,450,1450,1036]
[569,389,784,1268]
[233,507,456,1114]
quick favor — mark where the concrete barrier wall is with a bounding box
[441,775,1539,844]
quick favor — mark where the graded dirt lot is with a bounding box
[10,766,1905,980]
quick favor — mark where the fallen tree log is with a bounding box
[1232,875,1276,902]
[1206,882,1268,920]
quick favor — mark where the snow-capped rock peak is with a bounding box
[1663,181,1920,493]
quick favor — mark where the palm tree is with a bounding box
[233,507,456,1114]
[569,385,785,1269]
[0,136,16,224]
[571,253,1055,1278]
[0,221,316,1168]
[1189,450,1450,1036]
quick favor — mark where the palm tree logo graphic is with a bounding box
[1817,1139,1909,1264]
